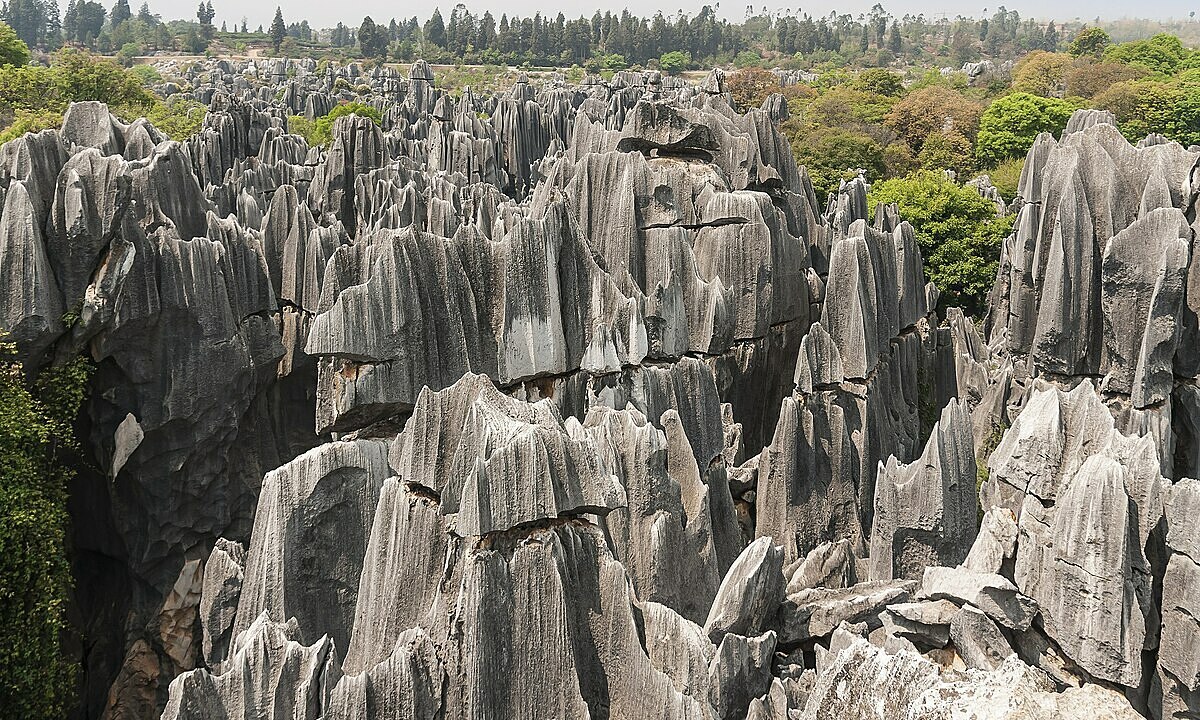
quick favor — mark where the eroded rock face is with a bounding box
[980,381,1164,688]
[0,67,1180,720]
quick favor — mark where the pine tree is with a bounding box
[269,6,285,51]
[424,8,445,48]
[1043,21,1058,50]
[888,22,901,53]
[62,0,77,42]
[110,0,130,26]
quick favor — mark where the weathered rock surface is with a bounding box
[0,66,1182,720]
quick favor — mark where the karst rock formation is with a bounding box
[1,58,1197,719]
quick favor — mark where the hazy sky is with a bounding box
[160,0,1197,32]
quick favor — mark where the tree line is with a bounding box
[0,0,1095,70]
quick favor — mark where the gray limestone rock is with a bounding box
[199,538,245,670]
[162,612,339,720]
[704,537,786,645]
[1155,478,1200,719]
[232,440,390,655]
[950,604,1015,671]
[869,398,979,582]
[782,579,915,644]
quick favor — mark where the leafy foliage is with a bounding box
[790,126,885,198]
[0,336,92,720]
[658,51,688,74]
[869,170,1014,314]
[1068,27,1111,58]
[885,86,982,154]
[290,101,384,146]
[1094,78,1200,147]
[0,21,29,67]
[975,92,1081,166]
[1011,51,1071,96]
[1103,33,1188,74]
[918,128,973,177]
[0,107,61,143]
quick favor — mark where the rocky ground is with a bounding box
[0,57,1196,719]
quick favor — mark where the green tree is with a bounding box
[0,335,92,720]
[359,16,388,58]
[1094,79,1200,147]
[790,126,886,198]
[0,21,30,67]
[886,85,982,153]
[1011,51,1071,97]
[1104,33,1186,74]
[918,128,973,177]
[869,170,1014,314]
[1067,27,1110,58]
[52,48,153,108]
[110,0,130,26]
[310,101,382,144]
[269,6,285,53]
[853,67,902,96]
[975,92,1081,167]
[659,50,688,74]
[424,8,445,48]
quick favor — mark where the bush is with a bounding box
[975,92,1081,167]
[1068,27,1111,59]
[869,170,1014,315]
[733,50,762,68]
[1063,61,1146,98]
[287,114,316,144]
[1103,33,1186,74]
[310,101,382,145]
[0,21,30,68]
[987,157,1025,201]
[886,85,982,152]
[1094,79,1200,147]
[726,67,781,111]
[1011,51,1071,97]
[918,128,974,177]
[0,336,92,720]
[789,125,885,198]
[51,49,154,109]
[128,64,162,86]
[659,51,688,74]
[116,42,142,68]
[0,108,63,144]
[853,67,903,96]
[136,97,207,141]
[807,86,894,126]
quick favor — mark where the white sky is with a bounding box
[160,0,1198,31]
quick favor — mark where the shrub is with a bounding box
[0,336,92,720]
[310,101,382,145]
[869,170,1014,315]
[886,85,982,152]
[1068,27,1111,59]
[1103,33,1186,74]
[853,67,903,96]
[1063,61,1146,98]
[987,157,1025,201]
[1093,79,1200,147]
[975,92,1081,167]
[0,108,63,144]
[0,21,30,68]
[726,67,781,111]
[789,125,886,198]
[918,128,974,177]
[1011,51,1072,97]
[659,51,689,75]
